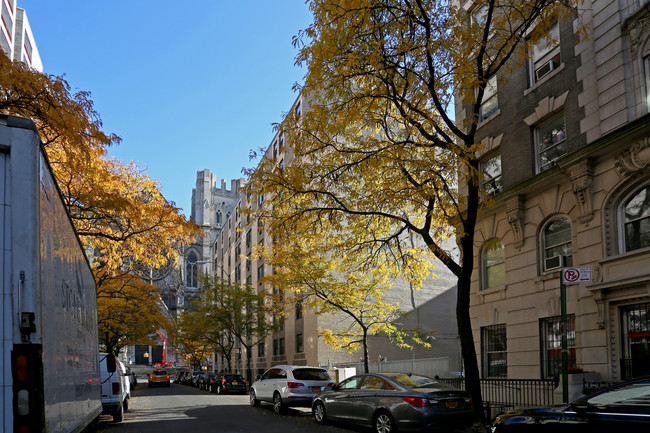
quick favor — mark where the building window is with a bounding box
[273,339,279,356]
[296,300,303,319]
[480,153,502,195]
[257,265,264,280]
[622,184,650,252]
[279,338,285,355]
[482,239,505,289]
[295,101,301,117]
[540,315,576,379]
[296,334,304,353]
[530,20,560,83]
[542,216,573,271]
[186,252,198,288]
[536,113,566,172]
[258,342,265,358]
[479,76,498,122]
[482,324,507,378]
[470,3,488,27]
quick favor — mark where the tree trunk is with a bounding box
[362,329,370,373]
[245,345,253,384]
[457,162,484,421]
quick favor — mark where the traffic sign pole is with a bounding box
[560,276,568,403]
[559,265,592,403]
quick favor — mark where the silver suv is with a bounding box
[249,365,334,413]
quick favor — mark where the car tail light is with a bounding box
[402,397,431,407]
[112,382,121,394]
[221,378,226,383]
[327,383,334,388]
[287,382,304,389]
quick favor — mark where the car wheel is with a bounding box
[113,404,124,422]
[273,392,284,414]
[250,389,260,407]
[166,382,170,387]
[123,398,129,412]
[313,401,327,424]
[373,410,395,433]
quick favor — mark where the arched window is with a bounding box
[542,217,573,271]
[186,252,198,288]
[622,184,650,252]
[482,239,505,290]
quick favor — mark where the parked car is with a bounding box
[148,369,171,387]
[311,373,473,433]
[175,370,190,384]
[212,373,247,394]
[491,376,650,433]
[99,353,129,422]
[250,365,334,413]
[191,371,206,388]
[125,367,137,390]
[198,373,216,391]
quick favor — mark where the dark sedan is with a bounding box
[491,376,650,433]
[213,373,247,394]
[312,372,474,432]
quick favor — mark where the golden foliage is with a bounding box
[96,272,170,354]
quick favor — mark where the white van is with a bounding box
[99,353,130,422]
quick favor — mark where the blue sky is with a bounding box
[22,1,312,216]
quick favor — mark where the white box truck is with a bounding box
[0,115,102,432]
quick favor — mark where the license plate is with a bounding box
[232,381,238,385]
[312,387,321,392]
[445,401,458,408]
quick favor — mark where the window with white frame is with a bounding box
[470,3,487,26]
[542,216,573,271]
[622,183,650,252]
[530,20,561,83]
[482,239,505,290]
[479,76,498,122]
[480,153,502,195]
[536,113,566,172]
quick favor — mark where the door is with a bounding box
[322,376,363,421]
[350,375,394,423]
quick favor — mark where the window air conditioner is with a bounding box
[544,255,564,271]
[535,59,556,81]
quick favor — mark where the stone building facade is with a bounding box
[458,0,650,382]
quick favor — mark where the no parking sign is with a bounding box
[562,266,592,284]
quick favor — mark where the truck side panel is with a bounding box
[0,116,101,433]
[39,142,101,433]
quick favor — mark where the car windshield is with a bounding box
[586,382,650,408]
[388,374,439,389]
[293,368,331,381]
[152,370,167,376]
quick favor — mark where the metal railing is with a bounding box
[438,378,557,418]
